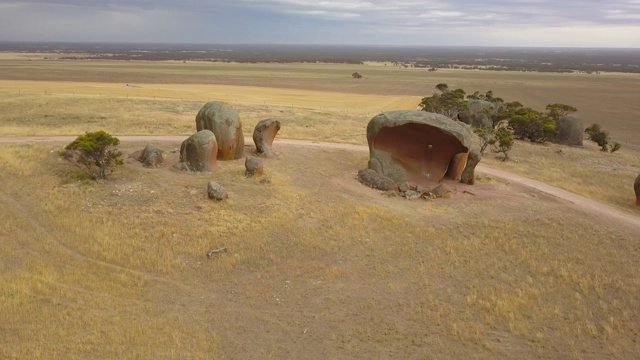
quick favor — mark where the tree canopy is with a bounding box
[419,84,469,119]
[62,130,123,180]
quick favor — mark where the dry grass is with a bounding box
[1,58,639,144]
[1,142,639,359]
[479,139,640,214]
[0,93,372,143]
[1,58,640,358]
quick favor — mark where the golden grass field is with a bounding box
[1,54,639,359]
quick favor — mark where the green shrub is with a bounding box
[585,123,610,151]
[508,108,557,143]
[61,130,123,179]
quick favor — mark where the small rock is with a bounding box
[404,190,422,200]
[207,181,228,201]
[357,169,397,191]
[424,192,437,200]
[382,190,398,197]
[260,178,271,185]
[137,143,164,168]
[245,156,264,177]
[398,182,410,193]
[431,183,453,198]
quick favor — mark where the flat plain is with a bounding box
[1,54,639,359]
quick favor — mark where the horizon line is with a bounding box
[1,41,639,50]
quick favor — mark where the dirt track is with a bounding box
[2,135,638,229]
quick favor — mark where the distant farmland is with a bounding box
[1,42,640,73]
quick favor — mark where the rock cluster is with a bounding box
[383,182,455,200]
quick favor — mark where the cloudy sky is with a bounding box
[0,0,639,47]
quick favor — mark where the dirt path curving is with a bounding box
[1,135,638,229]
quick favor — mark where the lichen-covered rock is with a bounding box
[635,174,640,206]
[174,130,218,172]
[461,150,482,185]
[207,181,228,201]
[195,101,245,160]
[357,169,397,191]
[245,156,264,178]
[366,111,471,187]
[553,114,584,146]
[137,144,164,168]
[253,118,281,158]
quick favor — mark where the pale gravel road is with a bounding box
[2,135,639,229]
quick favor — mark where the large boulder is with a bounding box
[195,101,245,160]
[253,118,281,158]
[366,111,472,186]
[459,100,494,129]
[174,130,219,172]
[635,174,640,206]
[553,114,584,146]
[137,144,164,168]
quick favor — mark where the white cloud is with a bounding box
[418,10,465,18]
[0,0,639,46]
[284,9,362,19]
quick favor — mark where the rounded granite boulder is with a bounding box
[137,143,164,168]
[366,111,472,186]
[174,130,219,172]
[195,101,245,160]
[553,114,584,146]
